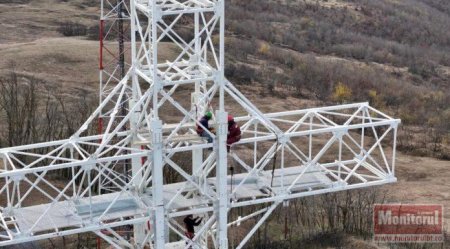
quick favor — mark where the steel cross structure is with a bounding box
[0,0,401,248]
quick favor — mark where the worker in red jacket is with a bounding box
[227,115,241,152]
[184,214,202,245]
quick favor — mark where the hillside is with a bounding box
[1,0,448,157]
[224,0,450,159]
[0,0,449,248]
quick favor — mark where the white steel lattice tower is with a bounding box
[0,0,401,248]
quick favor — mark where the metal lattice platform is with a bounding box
[0,0,400,247]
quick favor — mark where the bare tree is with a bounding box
[0,63,40,147]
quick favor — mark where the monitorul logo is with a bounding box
[374,204,444,243]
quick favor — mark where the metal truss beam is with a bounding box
[0,0,400,248]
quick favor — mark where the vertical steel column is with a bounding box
[391,125,398,177]
[151,2,159,118]
[97,8,105,198]
[216,1,228,247]
[192,10,203,186]
[150,1,165,248]
[152,120,165,248]
[99,1,104,115]
[117,0,125,79]
[215,111,228,248]
[130,0,146,245]
[117,0,130,183]
[218,0,225,111]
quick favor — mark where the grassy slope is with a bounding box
[0,0,98,43]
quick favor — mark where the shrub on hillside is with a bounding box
[57,22,87,37]
[408,59,437,79]
[332,82,352,103]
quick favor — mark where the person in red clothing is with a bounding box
[227,115,241,152]
[183,215,202,246]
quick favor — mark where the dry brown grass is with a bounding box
[345,235,388,249]
[385,156,450,231]
[0,0,98,43]
[0,38,98,90]
[0,38,179,95]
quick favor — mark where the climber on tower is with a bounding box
[227,115,241,152]
[184,215,203,243]
[196,111,214,143]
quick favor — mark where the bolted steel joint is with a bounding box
[277,135,290,145]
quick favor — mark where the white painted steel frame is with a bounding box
[0,0,400,248]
